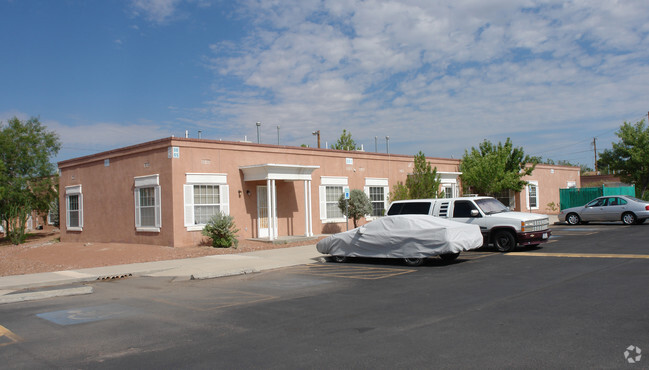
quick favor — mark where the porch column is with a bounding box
[307,180,313,236]
[267,179,274,241]
[304,180,309,237]
[271,179,278,238]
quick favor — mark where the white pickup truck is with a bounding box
[386,196,551,252]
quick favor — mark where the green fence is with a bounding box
[559,186,636,210]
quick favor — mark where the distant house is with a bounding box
[57,138,580,247]
[580,174,630,188]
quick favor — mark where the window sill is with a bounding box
[321,218,347,224]
[67,227,83,232]
[136,227,160,233]
[186,225,205,231]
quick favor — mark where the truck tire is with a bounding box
[493,230,516,252]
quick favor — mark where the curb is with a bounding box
[0,286,94,305]
[190,268,260,280]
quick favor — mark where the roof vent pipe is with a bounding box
[185,130,189,138]
[198,130,202,139]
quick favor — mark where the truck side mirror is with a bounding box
[470,209,479,217]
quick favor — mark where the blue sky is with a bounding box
[2,0,648,169]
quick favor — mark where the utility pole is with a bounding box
[312,130,321,148]
[593,137,598,173]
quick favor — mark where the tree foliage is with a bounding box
[406,151,443,199]
[337,189,372,228]
[0,116,60,244]
[598,119,649,199]
[460,138,535,196]
[388,182,409,202]
[388,151,443,201]
[331,129,359,151]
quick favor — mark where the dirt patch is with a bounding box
[0,231,326,277]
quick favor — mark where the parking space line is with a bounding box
[507,252,649,259]
[297,265,416,280]
[0,324,23,347]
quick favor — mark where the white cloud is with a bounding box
[130,0,183,24]
[199,0,649,165]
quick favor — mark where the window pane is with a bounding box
[369,186,385,216]
[529,185,538,208]
[194,185,220,205]
[140,187,155,207]
[138,187,157,227]
[68,195,80,228]
[325,186,343,219]
[194,205,220,224]
[69,210,79,228]
[327,203,343,218]
[68,195,79,211]
[326,186,342,202]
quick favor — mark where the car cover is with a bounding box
[316,214,483,258]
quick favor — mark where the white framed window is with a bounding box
[527,181,539,210]
[65,185,83,231]
[364,178,388,218]
[184,173,229,231]
[319,176,348,222]
[135,175,161,232]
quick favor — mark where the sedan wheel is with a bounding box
[332,256,347,263]
[493,230,516,252]
[403,258,424,266]
[622,212,637,225]
[566,213,581,225]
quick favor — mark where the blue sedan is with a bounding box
[559,195,649,225]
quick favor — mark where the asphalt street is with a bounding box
[0,223,647,368]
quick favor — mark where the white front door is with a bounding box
[257,186,269,238]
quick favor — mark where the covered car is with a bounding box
[316,214,483,266]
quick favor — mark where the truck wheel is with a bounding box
[493,230,516,252]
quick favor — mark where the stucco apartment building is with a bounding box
[58,137,580,247]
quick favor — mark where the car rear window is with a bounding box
[387,202,431,215]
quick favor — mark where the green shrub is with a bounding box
[201,212,240,248]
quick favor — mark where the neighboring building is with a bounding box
[58,138,580,247]
[580,174,630,188]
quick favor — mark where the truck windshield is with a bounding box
[475,198,509,215]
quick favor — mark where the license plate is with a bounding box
[542,233,548,239]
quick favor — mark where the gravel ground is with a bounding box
[0,230,326,277]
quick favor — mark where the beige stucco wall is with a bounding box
[58,138,580,247]
[59,140,175,246]
[517,164,581,214]
[168,138,460,246]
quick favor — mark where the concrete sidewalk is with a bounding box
[0,244,324,304]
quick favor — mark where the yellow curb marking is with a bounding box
[0,324,23,347]
[508,252,649,259]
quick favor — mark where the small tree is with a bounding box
[406,151,443,199]
[337,189,372,228]
[201,212,240,248]
[460,138,535,196]
[389,182,409,202]
[0,116,60,244]
[598,119,649,199]
[331,129,359,151]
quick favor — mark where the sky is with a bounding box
[1,0,648,169]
